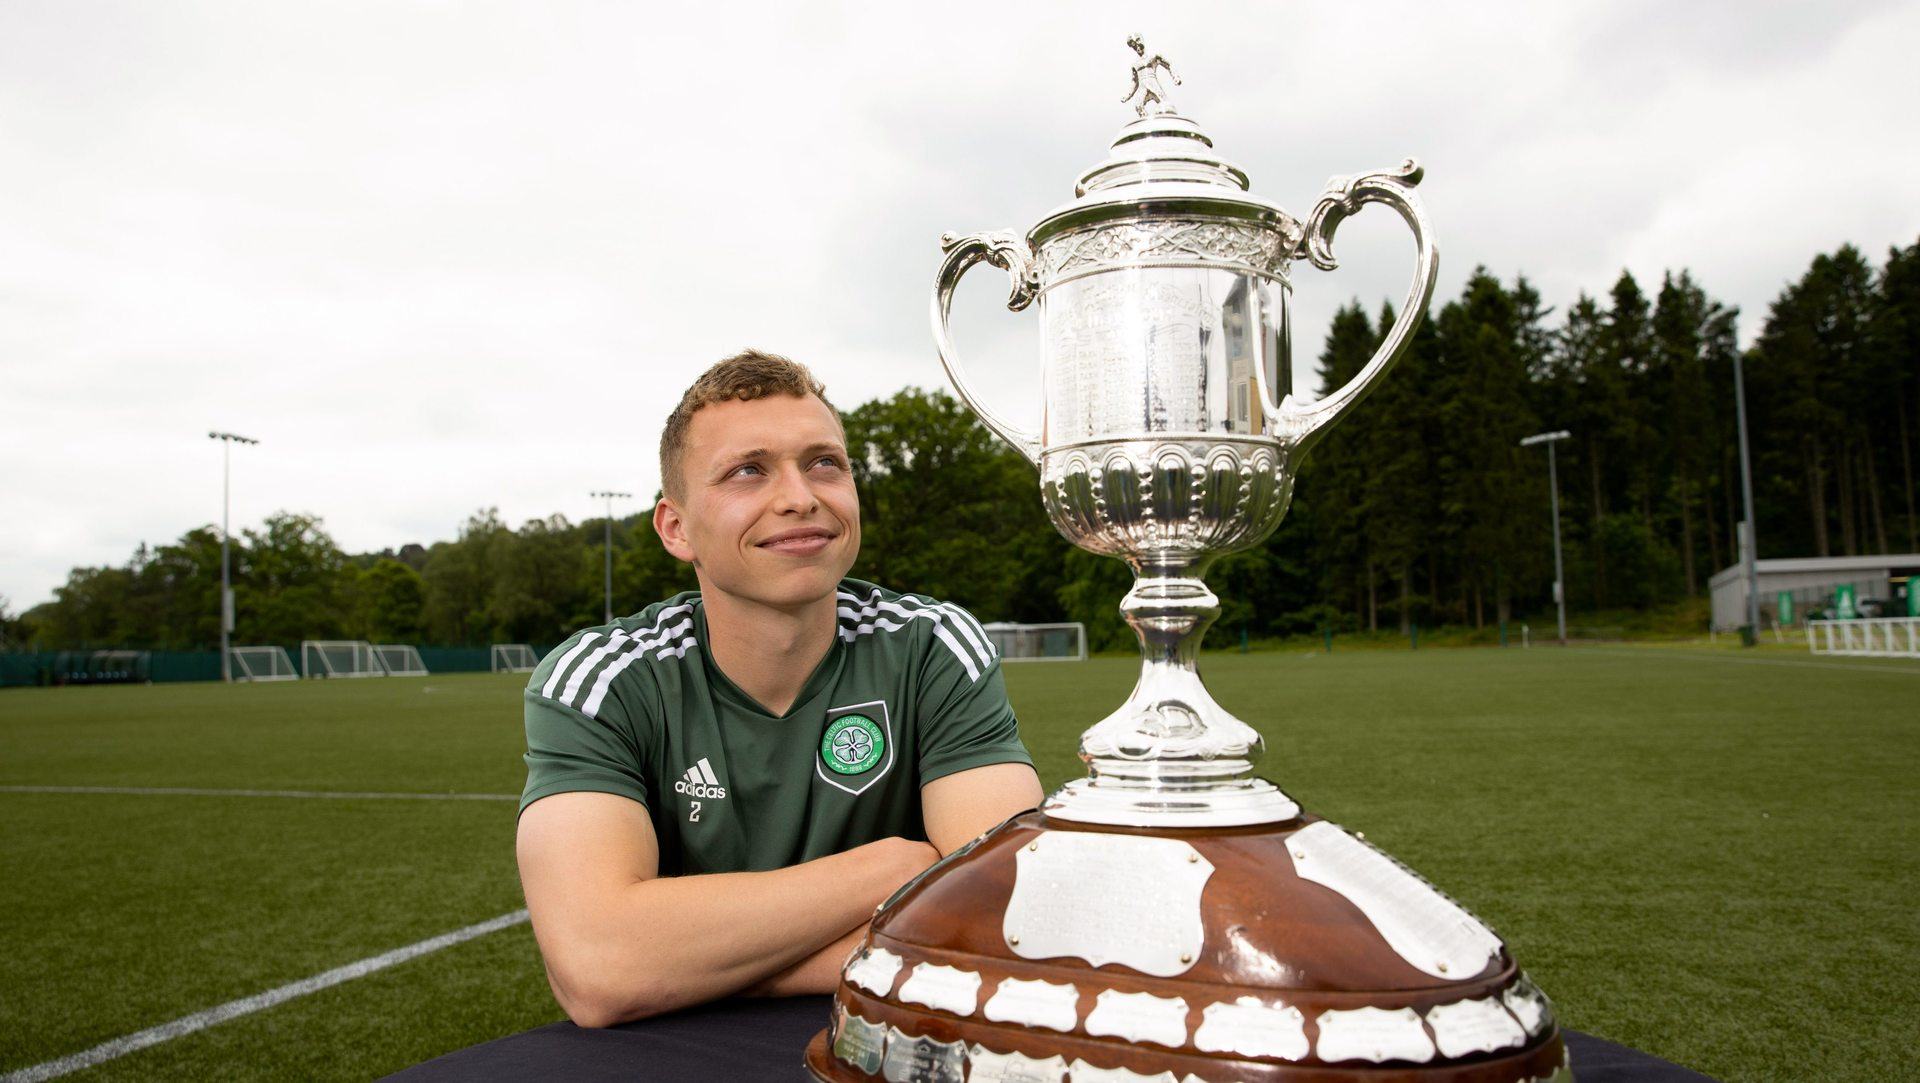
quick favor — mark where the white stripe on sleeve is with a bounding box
[540,632,605,699]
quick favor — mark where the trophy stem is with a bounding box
[1045,566,1300,827]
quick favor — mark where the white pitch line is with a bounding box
[2,909,531,1082]
[0,785,518,801]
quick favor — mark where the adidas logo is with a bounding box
[672,757,728,800]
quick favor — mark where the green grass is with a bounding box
[2,648,1915,1080]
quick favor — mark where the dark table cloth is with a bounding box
[386,995,1715,1082]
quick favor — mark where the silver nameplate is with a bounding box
[1004,831,1214,976]
[898,962,982,1016]
[1427,996,1526,1057]
[1314,1006,1435,1064]
[1193,996,1307,1060]
[832,1007,886,1075]
[1503,973,1554,1036]
[1065,1061,1180,1083]
[969,1044,1069,1083]
[983,976,1080,1033]
[846,946,905,996]
[883,1026,964,1083]
[1287,822,1499,980]
[1083,989,1189,1048]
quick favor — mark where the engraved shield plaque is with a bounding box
[983,976,1080,1033]
[1314,1006,1435,1064]
[898,962,982,1016]
[832,1008,886,1076]
[883,1027,965,1083]
[1003,831,1214,976]
[1426,996,1526,1057]
[968,1045,1069,1083]
[846,947,905,996]
[1194,996,1308,1060]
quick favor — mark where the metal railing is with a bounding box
[1807,618,1920,658]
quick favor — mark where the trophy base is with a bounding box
[1044,775,1301,827]
[807,809,1567,1083]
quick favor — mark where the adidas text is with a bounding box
[673,779,728,799]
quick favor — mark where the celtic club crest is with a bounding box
[822,714,885,775]
[816,700,895,795]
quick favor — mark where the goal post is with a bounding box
[980,621,1088,662]
[491,643,538,673]
[371,644,429,677]
[300,640,384,678]
[230,645,298,682]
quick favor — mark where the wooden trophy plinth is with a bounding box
[805,810,1568,1083]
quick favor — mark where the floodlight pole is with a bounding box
[1520,430,1572,644]
[589,490,631,624]
[209,431,259,681]
[1732,351,1761,646]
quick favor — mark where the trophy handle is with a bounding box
[1266,159,1438,451]
[931,230,1044,466]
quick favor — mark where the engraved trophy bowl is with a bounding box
[807,39,1568,1083]
[925,92,1439,831]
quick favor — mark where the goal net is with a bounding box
[1808,617,1920,658]
[491,643,538,673]
[301,640,384,678]
[230,645,297,682]
[980,621,1087,662]
[371,644,429,677]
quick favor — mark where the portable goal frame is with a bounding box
[491,643,538,674]
[370,644,428,676]
[300,640,385,678]
[979,621,1088,662]
[230,645,298,682]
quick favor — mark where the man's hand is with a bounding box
[517,793,939,1027]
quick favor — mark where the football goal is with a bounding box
[980,621,1088,662]
[301,640,384,678]
[230,645,297,682]
[371,644,429,676]
[491,643,538,673]
[1808,617,1920,658]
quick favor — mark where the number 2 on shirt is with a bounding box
[689,801,701,823]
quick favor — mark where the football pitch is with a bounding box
[2,646,1915,1082]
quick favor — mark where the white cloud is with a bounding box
[2,0,1915,607]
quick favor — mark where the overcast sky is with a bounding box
[3,0,1917,609]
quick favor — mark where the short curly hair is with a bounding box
[658,349,839,501]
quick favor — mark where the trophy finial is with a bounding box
[1121,35,1181,116]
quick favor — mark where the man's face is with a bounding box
[655,393,860,611]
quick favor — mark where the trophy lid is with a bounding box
[1028,38,1299,249]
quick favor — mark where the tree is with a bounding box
[1868,239,1920,551]
[1435,269,1544,626]
[238,512,351,643]
[354,559,426,642]
[842,389,1064,623]
[0,595,33,650]
[1301,302,1383,629]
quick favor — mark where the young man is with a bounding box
[515,350,1043,1028]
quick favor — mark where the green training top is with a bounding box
[520,578,1034,876]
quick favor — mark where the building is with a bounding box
[1708,554,1920,630]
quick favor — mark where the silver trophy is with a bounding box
[934,40,1436,828]
[807,43,1569,1083]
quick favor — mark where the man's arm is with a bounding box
[922,761,1044,855]
[517,791,937,1027]
[742,761,1044,997]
